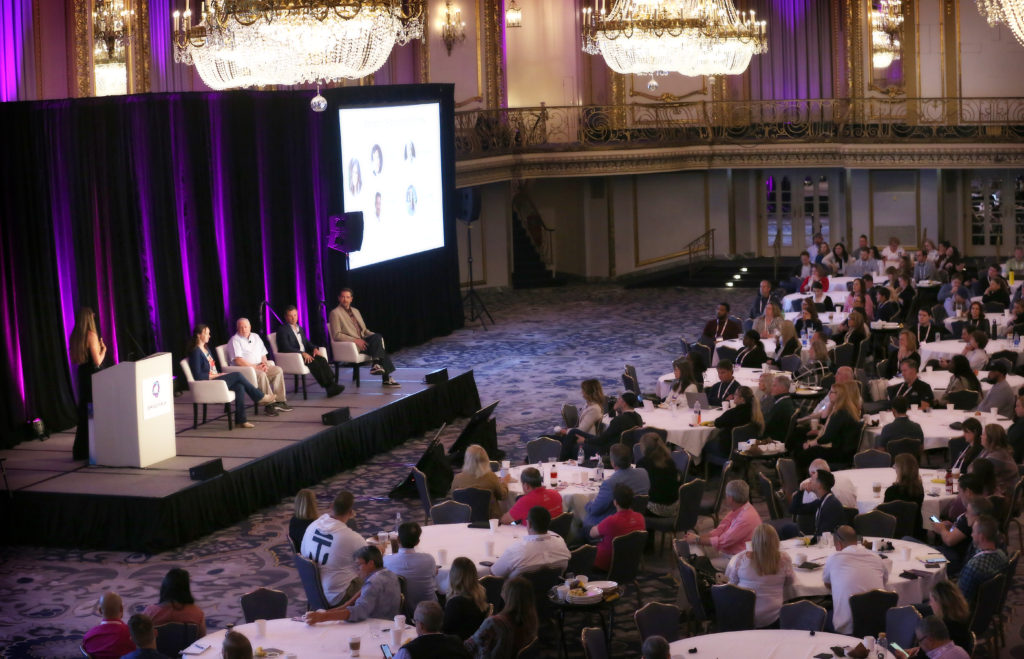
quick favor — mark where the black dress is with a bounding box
[442,595,488,640]
[637,457,679,511]
[72,360,98,460]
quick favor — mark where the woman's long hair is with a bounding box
[186,323,210,354]
[69,307,97,365]
[462,444,492,478]
[581,379,605,407]
[448,556,488,612]
[640,433,672,470]
[672,358,700,394]
[294,489,318,521]
[931,580,970,623]
[735,386,764,433]
[750,523,782,577]
[499,577,538,640]
[159,568,196,607]
[950,355,981,392]
[893,453,923,500]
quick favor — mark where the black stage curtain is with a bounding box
[0,85,462,446]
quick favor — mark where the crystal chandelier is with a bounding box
[440,1,466,55]
[172,1,425,90]
[506,0,522,28]
[871,0,903,68]
[94,0,133,65]
[581,0,766,86]
[975,0,1024,47]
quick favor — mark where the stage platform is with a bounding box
[0,368,480,553]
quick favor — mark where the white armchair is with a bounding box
[179,358,237,429]
[330,339,374,387]
[267,333,310,400]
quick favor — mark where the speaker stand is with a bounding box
[461,220,494,329]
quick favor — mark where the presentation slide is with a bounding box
[339,102,445,270]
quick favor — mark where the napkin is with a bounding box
[846,642,870,658]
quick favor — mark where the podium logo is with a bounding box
[151,380,161,397]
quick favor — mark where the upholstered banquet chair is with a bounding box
[267,333,311,399]
[179,359,236,430]
[330,337,375,387]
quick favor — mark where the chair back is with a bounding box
[411,467,432,520]
[619,426,643,447]
[607,531,649,585]
[214,344,231,369]
[567,544,597,579]
[632,442,644,464]
[833,342,856,368]
[849,589,899,638]
[853,509,898,538]
[984,301,1006,313]
[710,583,756,631]
[778,600,827,631]
[947,389,980,411]
[179,359,195,383]
[676,478,705,532]
[886,437,923,462]
[671,450,691,481]
[526,437,562,464]
[854,448,892,469]
[732,423,760,445]
[517,636,542,659]
[703,459,734,523]
[885,605,923,650]
[634,601,681,643]
[757,472,782,520]
[154,622,199,657]
[581,627,609,659]
[240,587,288,623]
[876,500,919,539]
[519,566,563,621]
[631,494,649,515]
[267,333,279,356]
[452,487,493,523]
[780,354,802,374]
[430,500,472,524]
[561,403,579,429]
[676,554,708,624]
[549,511,573,542]
[294,553,331,610]
[999,550,1021,619]
[622,371,641,397]
[969,573,1007,637]
[776,458,799,506]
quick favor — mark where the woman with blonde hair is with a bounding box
[840,309,870,354]
[725,523,794,628]
[768,320,800,365]
[449,444,508,519]
[799,382,862,470]
[553,378,605,451]
[753,302,783,338]
[927,580,972,651]
[288,489,318,552]
[977,424,1017,496]
[443,557,489,640]
[889,329,920,377]
[69,307,107,460]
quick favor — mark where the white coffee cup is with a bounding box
[821,532,832,548]
[437,548,448,565]
[871,538,881,551]
[256,619,267,638]
[992,407,999,416]
[489,518,499,533]
[901,547,911,561]
[389,628,403,650]
[863,636,875,651]
[556,585,569,601]
[502,460,511,470]
[794,552,807,565]
[911,403,919,412]
[394,614,406,629]
[947,403,955,411]
[485,540,495,556]
[926,365,933,372]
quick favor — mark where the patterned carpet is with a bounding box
[2,283,1023,657]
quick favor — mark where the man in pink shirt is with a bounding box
[82,591,136,659]
[500,467,563,525]
[684,479,761,570]
[590,484,646,571]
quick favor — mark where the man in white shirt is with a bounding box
[822,525,889,634]
[798,459,857,508]
[490,506,570,578]
[300,491,367,607]
[229,317,289,414]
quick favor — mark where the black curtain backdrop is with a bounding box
[0,84,462,447]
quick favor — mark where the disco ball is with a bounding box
[310,93,328,113]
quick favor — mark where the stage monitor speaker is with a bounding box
[189,458,225,481]
[321,407,351,425]
[425,368,449,385]
[327,212,364,253]
[457,187,481,223]
[389,424,454,499]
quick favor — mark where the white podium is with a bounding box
[92,352,177,467]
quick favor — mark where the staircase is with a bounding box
[622,256,800,289]
[511,216,563,288]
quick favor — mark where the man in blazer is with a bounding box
[328,288,399,387]
[788,469,845,536]
[276,305,344,397]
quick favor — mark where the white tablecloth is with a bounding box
[669,629,896,659]
[713,338,835,366]
[781,536,946,605]
[944,312,1016,337]
[863,406,1011,452]
[637,406,724,463]
[655,366,765,398]
[189,617,415,658]
[784,310,848,332]
[508,461,601,520]
[782,290,849,312]
[920,338,1023,365]
[412,523,525,592]
[833,467,956,525]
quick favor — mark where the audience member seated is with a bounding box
[707,361,740,407]
[890,329,921,373]
[762,375,795,444]
[641,636,671,659]
[823,525,890,634]
[82,591,136,659]
[884,454,925,537]
[582,444,650,533]
[894,274,915,312]
[443,557,489,640]
[501,467,563,525]
[275,305,345,397]
[735,330,769,368]
[875,397,924,448]
[824,243,849,275]
[493,506,570,578]
[785,252,815,293]
[187,323,273,429]
[875,287,900,321]
[794,340,831,387]
[788,469,845,536]
[767,321,801,365]
[924,580,973,653]
[384,522,439,613]
[842,277,874,320]
[1006,246,1024,279]
[1008,394,1024,462]
[663,358,702,408]
[305,545,402,623]
[724,523,794,628]
[289,489,318,553]
[957,515,1008,603]
[590,484,647,571]
[799,264,830,295]
[887,359,934,409]
[940,272,971,318]
[121,614,167,659]
[222,630,254,659]
[300,490,366,607]
[794,301,823,337]
[930,483,985,573]
[952,418,984,472]
[395,601,471,659]
[976,423,1018,496]
[450,444,509,519]
[464,577,538,659]
[795,459,858,508]
[838,310,870,353]
[846,247,880,279]
[552,378,606,442]
[750,280,781,319]
[561,392,643,461]
[913,250,937,282]
[962,303,990,341]
[983,275,1011,308]
[976,361,1015,418]
[753,302,784,338]
[892,616,971,659]
[229,316,288,416]
[637,433,680,519]
[914,307,942,344]
[797,382,862,470]
[142,568,207,637]
[938,355,982,407]
[703,302,742,342]
[959,330,991,372]
[881,236,905,271]
[808,281,835,313]
[705,386,763,464]
[684,480,761,571]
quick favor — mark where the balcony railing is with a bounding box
[454,97,1024,160]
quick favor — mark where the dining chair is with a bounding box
[155,622,199,658]
[849,589,898,638]
[634,601,681,643]
[645,478,705,555]
[886,437,923,462]
[240,587,288,623]
[778,600,827,632]
[756,472,783,520]
[876,500,919,539]
[429,500,472,524]
[581,626,609,659]
[294,553,331,611]
[946,389,980,411]
[853,509,898,538]
[994,550,1021,649]
[526,437,562,464]
[699,460,734,525]
[566,544,597,579]
[853,448,892,469]
[970,573,1006,656]
[411,467,434,522]
[549,511,573,542]
[561,403,579,429]
[671,450,691,482]
[479,574,505,613]
[885,605,923,650]
[607,530,649,608]
[710,583,756,631]
[517,636,542,659]
[675,550,709,636]
[452,487,493,523]
[776,458,799,506]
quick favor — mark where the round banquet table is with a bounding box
[712,338,836,367]
[884,369,1024,396]
[863,406,1011,453]
[632,405,724,463]
[780,535,946,604]
[833,467,958,525]
[669,629,897,659]
[944,312,1016,337]
[782,290,850,312]
[919,338,1023,366]
[785,310,848,333]
[508,461,601,521]
[656,365,764,398]
[410,522,525,592]
[186,617,415,658]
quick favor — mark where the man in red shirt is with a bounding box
[590,484,646,571]
[501,467,563,525]
[82,591,136,659]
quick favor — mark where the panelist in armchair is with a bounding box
[329,288,399,387]
[187,324,273,429]
[275,305,345,397]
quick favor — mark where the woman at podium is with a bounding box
[187,324,274,428]
[69,307,106,460]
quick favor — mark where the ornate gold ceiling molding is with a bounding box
[455,143,1024,187]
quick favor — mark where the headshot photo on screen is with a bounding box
[339,103,444,270]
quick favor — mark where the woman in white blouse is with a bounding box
[725,523,794,628]
[663,358,700,407]
[574,378,605,435]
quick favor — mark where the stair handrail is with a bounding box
[772,228,782,282]
[687,228,716,277]
[511,191,557,276]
